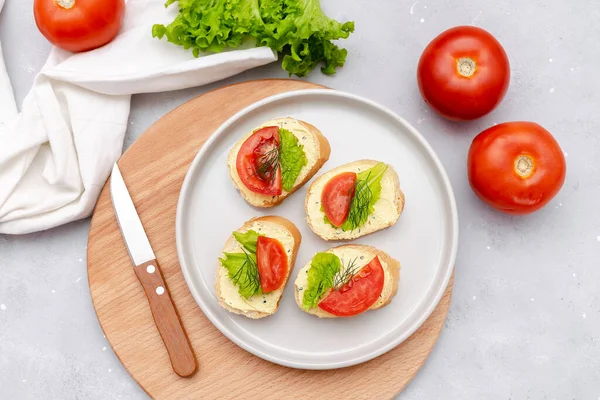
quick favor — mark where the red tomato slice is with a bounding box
[236,126,282,196]
[321,172,357,227]
[318,256,385,317]
[256,236,288,293]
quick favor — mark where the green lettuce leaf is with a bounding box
[233,229,260,253]
[152,0,355,77]
[219,229,262,298]
[302,252,341,309]
[323,162,388,231]
[219,252,262,299]
[279,128,307,191]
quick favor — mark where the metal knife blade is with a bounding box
[110,163,155,266]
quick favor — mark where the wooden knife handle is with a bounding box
[134,259,197,377]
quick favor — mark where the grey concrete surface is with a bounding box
[1,0,600,399]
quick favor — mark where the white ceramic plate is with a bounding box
[176,89,458,370]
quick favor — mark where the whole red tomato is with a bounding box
[468,122,566,215]
[417,26,510,121]
[34,0,126,53]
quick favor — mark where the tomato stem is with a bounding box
[514,155,535,178]
[56,0,75,9]
[457,57,476,78]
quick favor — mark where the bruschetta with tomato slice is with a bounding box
[216,216,301,319]
[305,160,405,240]
[294,244,400,318]
[227,117,331,207]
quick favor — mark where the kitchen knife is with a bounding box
[110,163,197,377]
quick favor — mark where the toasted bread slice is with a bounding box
[227,117,331,207]
[294,244,400,318]
[216,216,301,319]
[305,160,405,241]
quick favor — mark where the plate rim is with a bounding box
[175,88,459,370]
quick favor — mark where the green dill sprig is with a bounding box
[231,248,261,297]
[253,144,281,182]
[333,257,360,290]
[345,172,373,230]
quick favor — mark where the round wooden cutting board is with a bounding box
[87,79,454,399]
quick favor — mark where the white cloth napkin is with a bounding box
[0,0,277,234]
